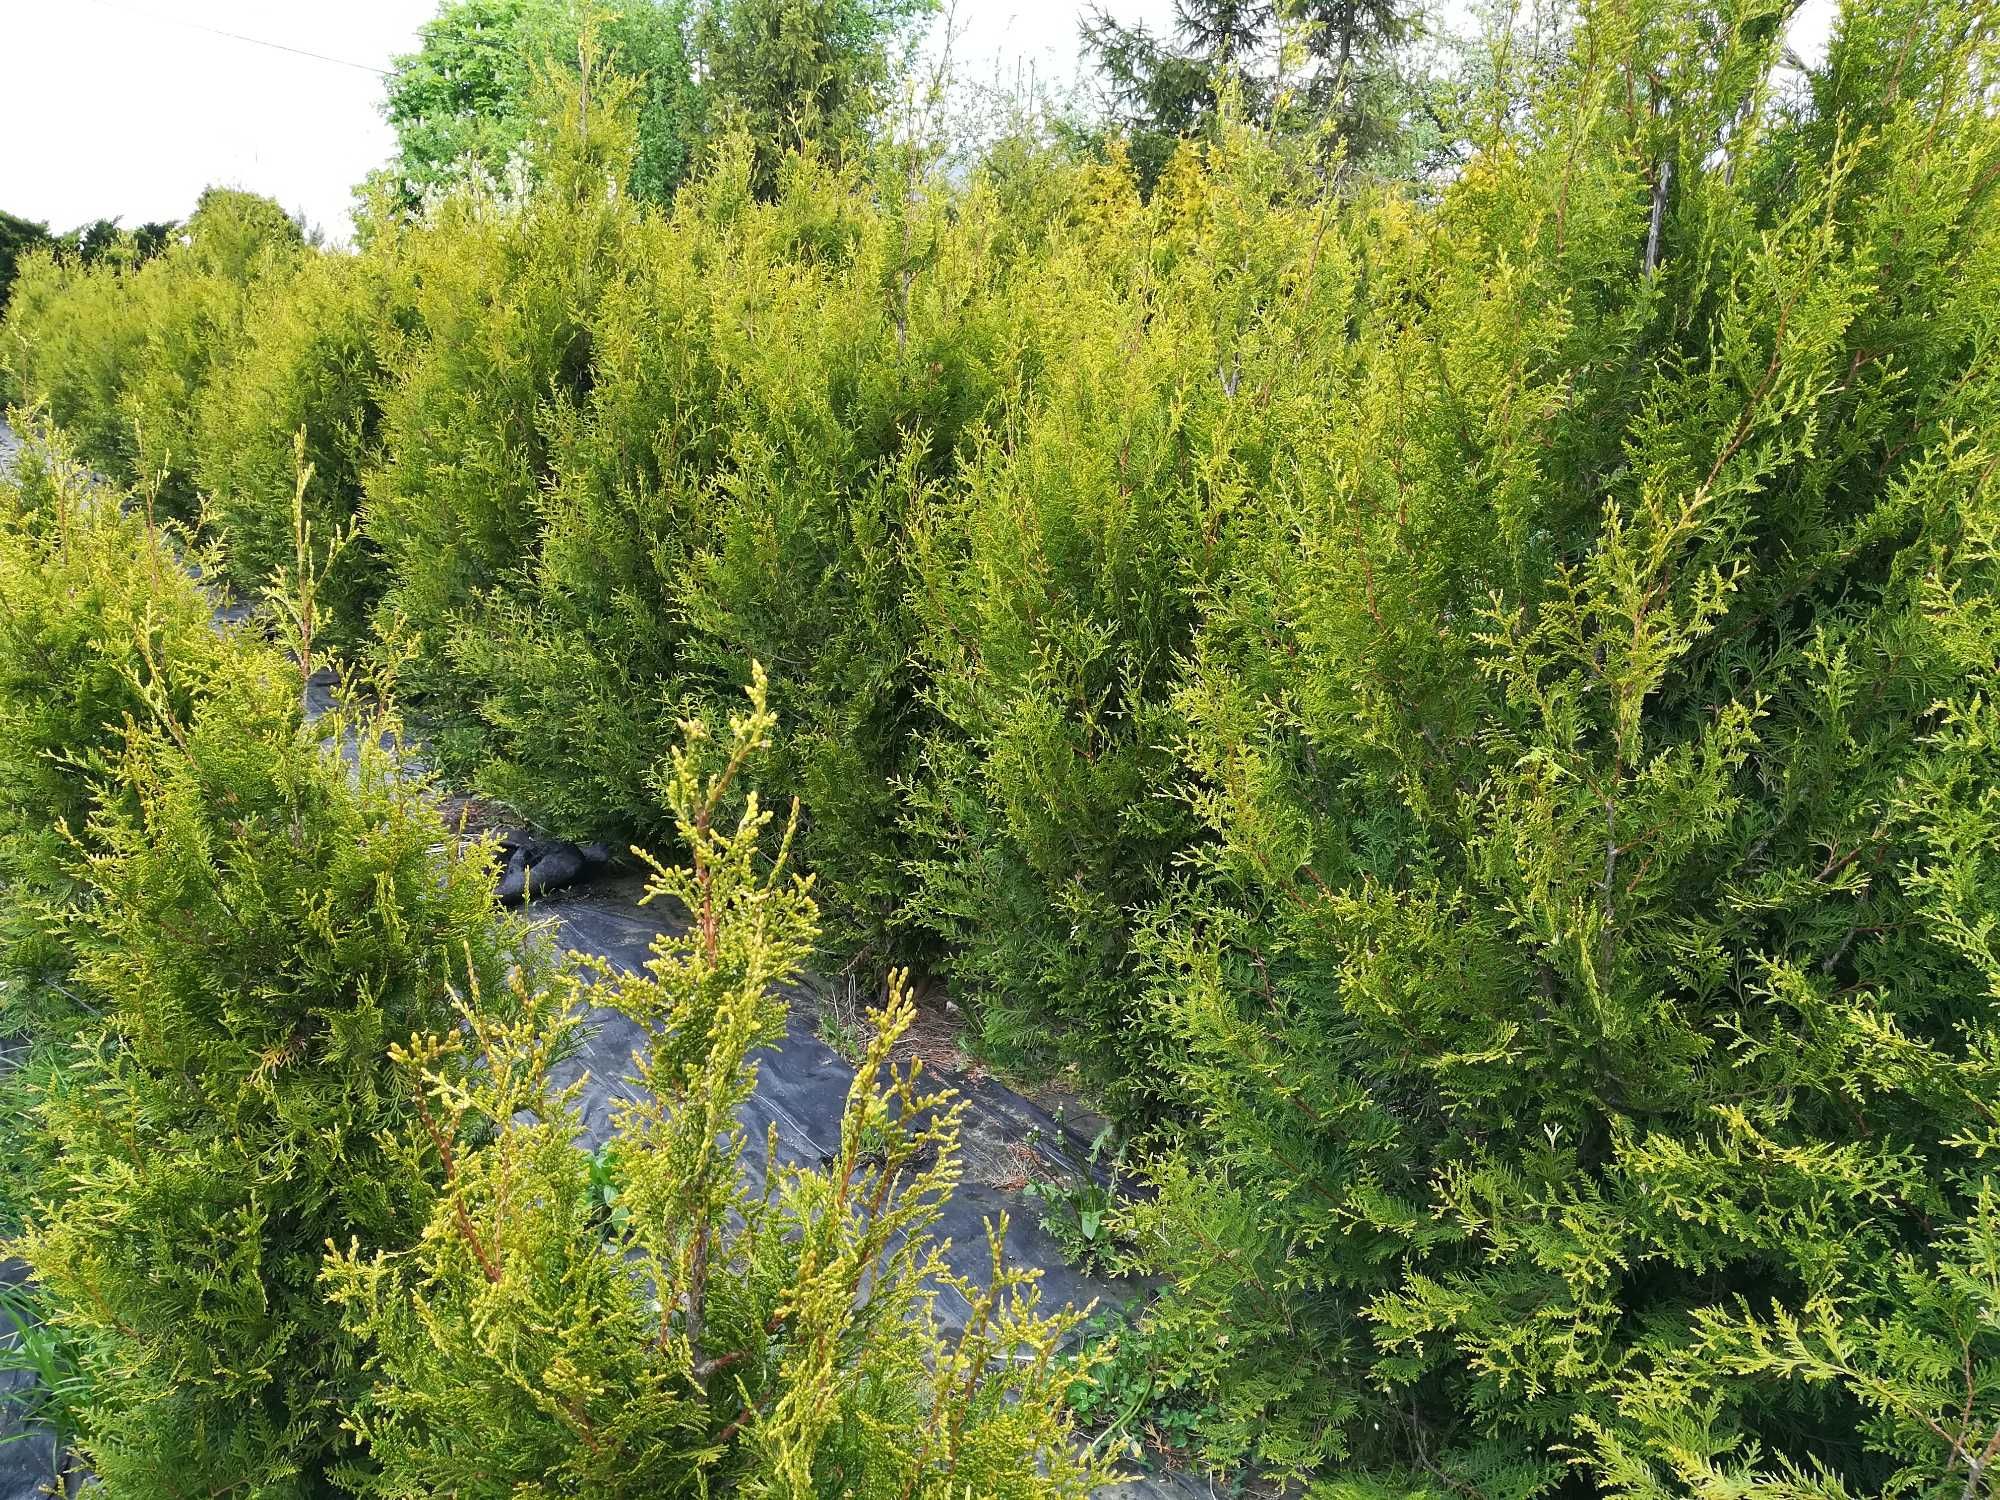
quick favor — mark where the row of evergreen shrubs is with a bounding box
[0,430,1104,1494]
[5,0,1999,1489]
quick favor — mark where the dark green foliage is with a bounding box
[1,215,178,301]
[1081,1,1267,190]
[1082,0,1415,191]
[126,221,177,263]
[0,209,52,313]
[52,219,123,268]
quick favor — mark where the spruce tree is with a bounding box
[1081,0,1415,190]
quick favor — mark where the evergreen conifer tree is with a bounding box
[1119,0,2000,1488]
[0,424,241,1027]
[325,666,1110,1497]
[1082,0,1414,190]
[4,452,531,1493]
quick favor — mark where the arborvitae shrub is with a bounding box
[121,271,280,523]
[429,165,724,840]
[196,247,409,646]
[361,63,640,731]
[1117,0,2000,1490]
[325,668,1110,1498]
[0,426,246,1233]
[121,190,303,517]
[180,186,307,281]
[0,423,243,1018]
[1,189,302,513]
[5,472,528,1492]
[679,155,1031,962]
[423,140,1014,962]
[900,139,1312,1104]
[1,252,163,479]
[5,6,1998,1490]
[611,149,1010,958]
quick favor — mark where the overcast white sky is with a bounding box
[0,0,1178,241]
[0,0,1829,245]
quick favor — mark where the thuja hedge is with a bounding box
[0,438,1103,1495]
[0,188,304,514]
[326,672,1107,1499]
[0,429,524,1489]
[5,0,1999,1489]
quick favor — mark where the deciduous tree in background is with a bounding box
[376,0,929,210]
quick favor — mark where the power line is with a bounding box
[69,0,395,76]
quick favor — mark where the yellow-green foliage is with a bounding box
[0,447,532,1494]
[901,142,1317,1100]
[1,253,163,477]
[19,671,525,1496]
[6,0,2000,1490]
[324,669,1109,1498]
[370,128,1027,965]
[0,423,250,1231]
[362,192,610,690]
[1,187,302,519]
[0,430,1105,1497]
[0,420,241,1006]
[197,247,409,644]
[1116,0,2000,1490]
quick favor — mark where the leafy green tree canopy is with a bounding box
[380,0,697,206]
[378,0,930,209]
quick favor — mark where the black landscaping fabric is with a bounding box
[541,877,1137,1339]
[0,1259,67,1499]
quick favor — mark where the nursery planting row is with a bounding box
[4,0,1999,1490]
